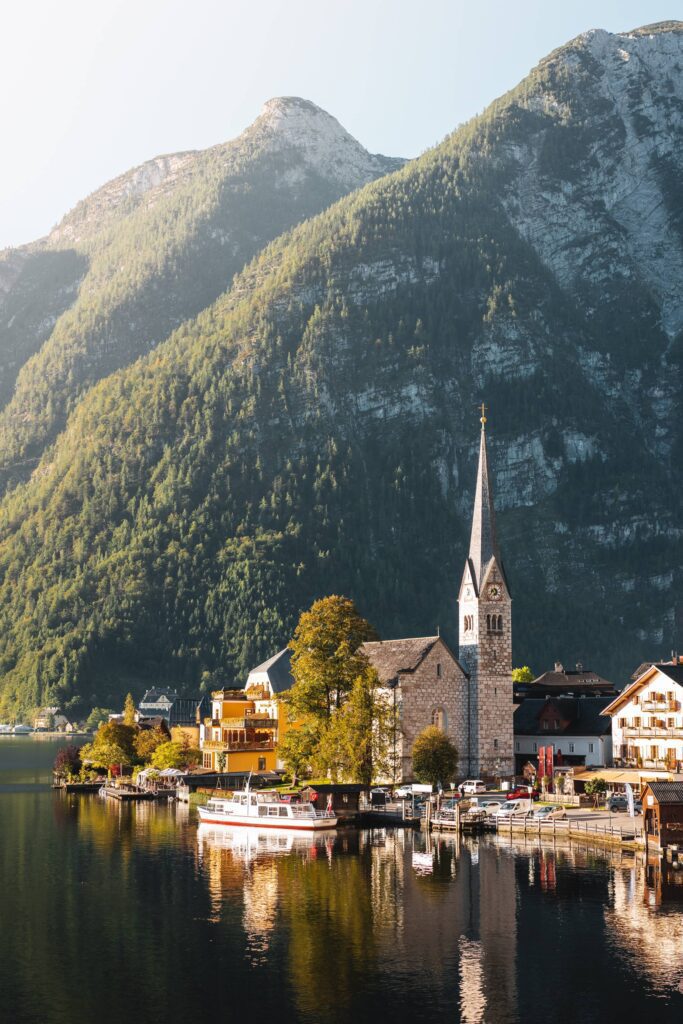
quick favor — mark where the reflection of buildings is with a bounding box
[606,861,683,994]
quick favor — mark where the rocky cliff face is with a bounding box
[0,98,402,482]
[0,24,680,718]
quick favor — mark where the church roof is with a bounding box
[361,636,440,685]
[467,422,504,592]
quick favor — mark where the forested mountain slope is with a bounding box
[0,23,681,718]
[0,98,402,487]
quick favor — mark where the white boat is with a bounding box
[197,783,337,831]
[0,724,13,734]
[12,724,32,734]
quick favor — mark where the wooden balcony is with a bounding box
[623,727,683,739]
[202,739,275,752]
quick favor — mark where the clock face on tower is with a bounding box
[487,584,501,601]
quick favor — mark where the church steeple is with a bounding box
[467,405,501,593]
[458,405,514,778]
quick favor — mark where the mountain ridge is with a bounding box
[0,23,680,717]
[0,98,403,483]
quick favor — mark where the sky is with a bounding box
[0,0,679,249]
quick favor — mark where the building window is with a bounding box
[542,721,549,730]
[436,663,442,678]
[258,757,266,771]
[588,743,594,753]
[493,738,498,749]
[569,743,575,753]
[432,707,447,731]
[553,720,560,729]
[634,717,641,727]
[651,745,659,759]
[203,754,212,769]
[532,742,537,753]
[515,741,520,752]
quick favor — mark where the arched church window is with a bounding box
[486,614,491,632]
[497,614,503,632]
[431,707,447,731]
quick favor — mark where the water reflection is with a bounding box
[607,857,683,994]
[3,741,683,1024]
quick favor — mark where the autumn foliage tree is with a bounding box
[53,744,83,779]
[286,595,378,725]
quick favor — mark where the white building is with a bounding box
[603,661,683,773]
[514,696,613,771]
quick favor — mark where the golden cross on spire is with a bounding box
[480,401,487,427]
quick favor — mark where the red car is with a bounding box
[506,786,540,801]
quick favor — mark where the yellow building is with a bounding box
[199,648,295,772]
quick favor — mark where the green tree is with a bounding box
[123,693,137,727]
[315,667,396,784]
[584,777,607,807]
[216,750,226,772]
[85,707,111,732]
[277,724,318,781]
[286,595,378,726]
[512,666,534,684]
[411,727,458,786]
[150,741,200,770]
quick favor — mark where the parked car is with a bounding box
[493,801,532,819]
[506,786,540,802]
[459,780,486,795]
[532,805,567,820]
[394,785,414,800]
[481,801,503,817]
[607,794,628,812]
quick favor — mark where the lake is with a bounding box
[1,737,682,1024]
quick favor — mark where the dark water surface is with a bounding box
[1,738,682,1024]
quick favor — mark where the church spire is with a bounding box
[467,405,501,591]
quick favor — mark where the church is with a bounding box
[364,408,514,780]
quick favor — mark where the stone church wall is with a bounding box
[397,639,470,780]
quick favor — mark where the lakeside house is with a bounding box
[198,651,295,772]
[513,696,613,773]
[33,707,75,732]
[602,658,683,773]
[514,662,618,704]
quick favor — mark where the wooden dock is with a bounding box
[52,781,104,793]
[102,785,159,802]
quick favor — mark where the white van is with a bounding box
[494,799,532,819]
[459,779,486,795]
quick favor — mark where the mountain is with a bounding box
[0,98,402,486]
[0,23,681,718]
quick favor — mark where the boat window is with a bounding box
[258,806,268,816]
[279,806,288,816]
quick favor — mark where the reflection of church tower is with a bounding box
[458,407,513,776]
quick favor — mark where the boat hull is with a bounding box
[197,808,337,831]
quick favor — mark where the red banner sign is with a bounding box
[538,746,545,777]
